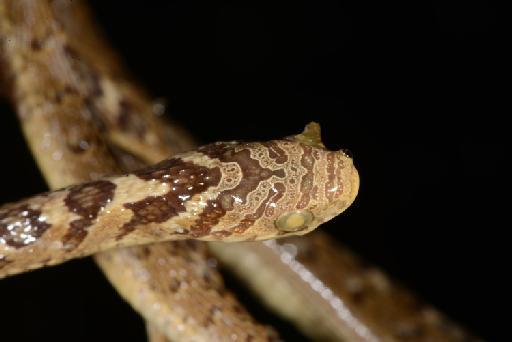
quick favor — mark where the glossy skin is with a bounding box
[0,132,359,278]
[1,2,282,340]
[1,1,476,341]
[0,0,358,279]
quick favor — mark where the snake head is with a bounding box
[272,122,360,237]
[184,122,359,241]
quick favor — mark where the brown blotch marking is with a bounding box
[141,246,151,257]
[169,279,182,293]
[44,46,108,153]
[233,182,286,234]
[0,204,51,248]
[63,220,90,249]
[118,158,221,239]
[59,45,109,134]
[189,143,285,237]
[124,196,178,225]
[297,145,315,209]
[349,287,367,304]
[63,180,116,249]
[118,99,147,138]
[188,202,225,238]
[196,141,236,160]
[83,96,108,132]
[30,38,42,51]
[61,45,104,100]
[263,141,288,164]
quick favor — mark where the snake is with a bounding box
[0,125,359,277]
[0,2,285,341]
[0,1,479,341]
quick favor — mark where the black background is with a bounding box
[0,1,506,341]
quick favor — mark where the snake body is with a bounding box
[0,134,359,278]
[1,1,479,341]
[1,1,285,340]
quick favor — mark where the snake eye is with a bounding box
[275,210,314,232]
